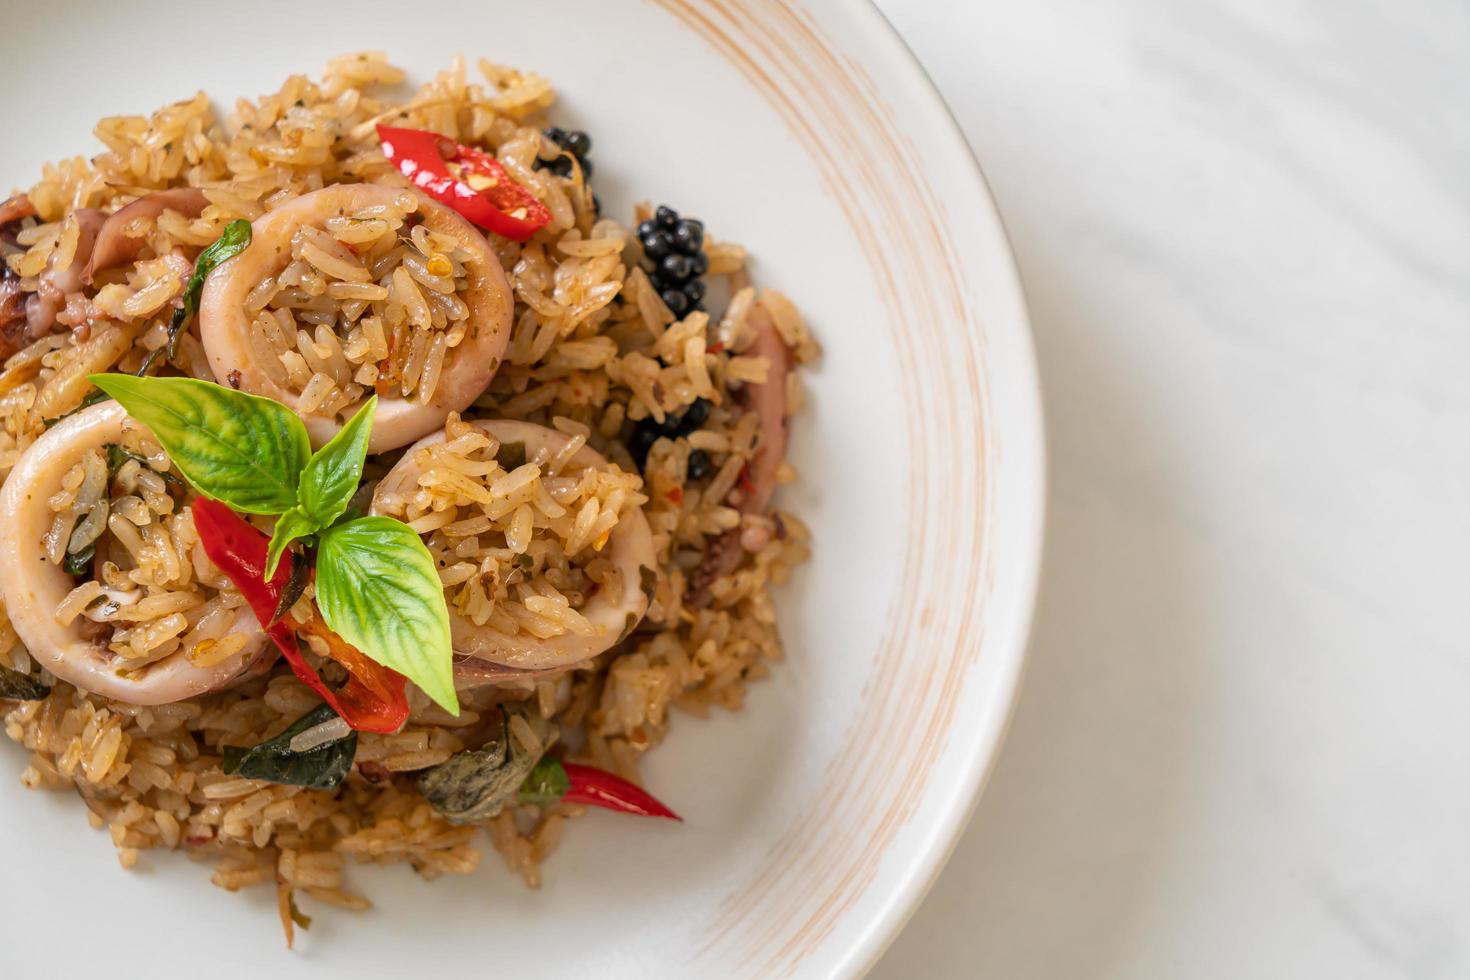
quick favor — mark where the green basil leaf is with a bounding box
[137,219,252,377]
[104,442,139,475]
[104,442,186,489]
[220,703,356,789]
[298,395,375,528]
[0,666,50,701]
[185,220,252,322]
[265,507,319,581]
[89,375,310,515]
[63,543,95,577]
[518,756,570,808]
[315,516,457,715]
[44,387,112,427]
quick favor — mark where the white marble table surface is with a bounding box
[868,1,1469,977]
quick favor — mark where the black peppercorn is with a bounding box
[660,253,693,282]
[564,130,592,158]
[687,449,712,480]
[673,219,704,251]
[535,126,595,184]
[643,231,673,259]
[626,398,713,471]
[642,205,709,315]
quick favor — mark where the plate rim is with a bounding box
[837,3,1047,975]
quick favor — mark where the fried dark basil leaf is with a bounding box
[419,711,544,824]
[220,703,357,790]
[495,441,526,471]
[0,666,50,701]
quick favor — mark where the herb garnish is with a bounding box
[264,395,376,578]
[92,374,310,515]
[89,374,458,715]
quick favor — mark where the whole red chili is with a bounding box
[519,755,679,820]
[376,125,551,242]
[191,499,409,734]
[561,762,681,820]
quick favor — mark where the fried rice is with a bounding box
[0,52,816,936]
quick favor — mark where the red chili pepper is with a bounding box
[191,499,409,734]
[560,762,681,820]
[376,125,551,242]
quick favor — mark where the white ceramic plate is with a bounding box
[0,2,1043,976]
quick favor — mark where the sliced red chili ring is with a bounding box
[376,125,552,242]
